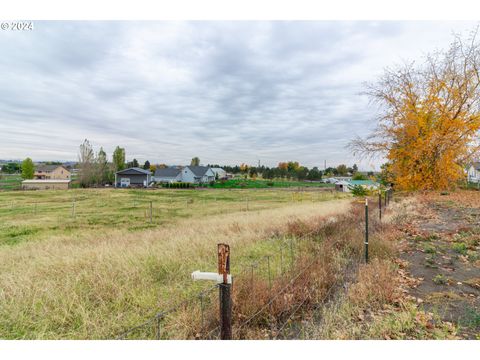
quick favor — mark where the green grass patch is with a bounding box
[210,178,334,189]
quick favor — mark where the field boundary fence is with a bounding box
[114,189,393,340]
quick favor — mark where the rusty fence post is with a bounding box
[218,243,232,340]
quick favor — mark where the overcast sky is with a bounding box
[0,21,477,169]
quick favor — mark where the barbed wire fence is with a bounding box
[112,189,393,340]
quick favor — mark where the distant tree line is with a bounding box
[206,161,370,181]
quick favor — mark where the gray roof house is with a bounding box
[152,166,216,184]
[181,166,216,184]
[115,167,152,188]
[153,167,182,183]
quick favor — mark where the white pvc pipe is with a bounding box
[191,270,232,284]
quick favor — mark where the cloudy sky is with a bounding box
[0,21,477,169]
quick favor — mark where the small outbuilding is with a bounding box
[22,179,71,190]
[211,167,228,180]
[335,179,380,193]
[115,167,152,188]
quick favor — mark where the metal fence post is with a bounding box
[365,198,369,263]
[218,243,232,340]
[378,192,382,221]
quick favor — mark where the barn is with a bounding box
[115,167,152,188]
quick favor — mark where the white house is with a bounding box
[467,162,480,183]
[153,166,215,184]
[181,166,216,184]
[211,167,227,179]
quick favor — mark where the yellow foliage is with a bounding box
[351,31,480,190]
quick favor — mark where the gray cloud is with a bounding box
[0,21,477,169]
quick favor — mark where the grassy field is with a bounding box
[210,178,334,189]
[0,174,22,191]
[0,187,351,339]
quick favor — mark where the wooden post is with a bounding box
[365,198,369,264]
[218,243,232,340]
[150,201,153,223]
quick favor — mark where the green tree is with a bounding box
[1,162,21,174]
[352,173,368,180]
[191,157,200,166]
[143,160,151,170]
[78,139,95,187]
[336,164,348,176]
[307,167,322,180]
[296,166,309,180]
[113,146,125,172]
[21,158,34,179]
[95,147,109,185]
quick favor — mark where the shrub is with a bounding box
[433,274,448,285]
[452,242,468,255]
[350,184,368,197]
[162,182,192,189]
[266,181,274,187]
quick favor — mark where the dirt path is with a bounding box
[399,193,480,339]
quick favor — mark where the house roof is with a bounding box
[154,167,181,177]
[187,166,212,177]
[35,164,66,172]
[116,167,152,175]
[211,167,226,173]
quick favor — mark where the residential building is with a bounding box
[34,165,71,180]
[211,167,228,180]
[153,167,182,183]
[152,166,216,184]
[115,167,152,188]
[467,162,480,183]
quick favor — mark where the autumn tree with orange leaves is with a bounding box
[350,30,480,190]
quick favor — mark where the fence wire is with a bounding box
[109,192,390,340]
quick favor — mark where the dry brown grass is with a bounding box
[0,198,351,339]
[348,259,400,308]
